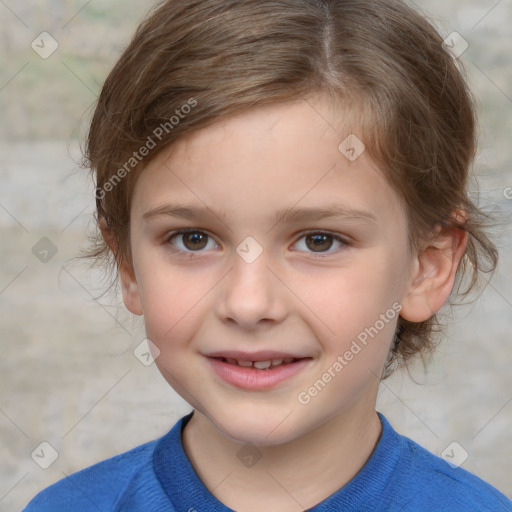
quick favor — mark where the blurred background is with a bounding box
[0,1,511,510]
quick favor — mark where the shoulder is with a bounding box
[392,429,512,511]
[22,438,159,511]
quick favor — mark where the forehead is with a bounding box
[133,96,404,227]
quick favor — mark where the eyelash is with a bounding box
[165,228,350,258]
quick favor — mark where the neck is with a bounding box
[182,399,382,512]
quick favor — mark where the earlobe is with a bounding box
[400,223,468,323]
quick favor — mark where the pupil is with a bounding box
[306,234,332,252]
[184,232,207,250]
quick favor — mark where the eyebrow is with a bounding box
[142,203,377,224]
[274,205,377,224]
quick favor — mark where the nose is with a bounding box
[216,251,288,331]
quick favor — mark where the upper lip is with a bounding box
[204,350,310,361]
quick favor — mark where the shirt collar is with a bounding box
[153,411,401,511]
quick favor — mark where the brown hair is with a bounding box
[84,0,498,378]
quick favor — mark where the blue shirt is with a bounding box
[23,412,512,511]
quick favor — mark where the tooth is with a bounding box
[237,360,253,367]
[271,359,283,366]
[283,357,294,364]
[253,360,272,369]
[226,358,237,365]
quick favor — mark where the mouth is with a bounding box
[205,351,313,390]
[211,356,303,369]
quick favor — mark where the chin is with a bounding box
[205,405,310,447]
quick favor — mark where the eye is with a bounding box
[292,231,347,254]
[168,229,219,252]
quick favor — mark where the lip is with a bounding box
[206,353,313,391]
[204,350,307,362]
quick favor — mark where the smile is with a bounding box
[205,352,313,390]
[214,356,298,369]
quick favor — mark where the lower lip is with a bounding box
[207,357,312,390]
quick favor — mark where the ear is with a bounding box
[99,216,143,316]
[400,216,468,323]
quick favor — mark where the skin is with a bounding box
[109,94,467,511]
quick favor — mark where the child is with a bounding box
[24,0,512,510]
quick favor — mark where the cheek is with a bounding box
[135,261,212,346]
[291,253,403,381]
[298,254,401,332]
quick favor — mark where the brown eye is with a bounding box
[169,230,217,252]
[292,232,346,254]
[183,232,208,250]
[305,234,334,252]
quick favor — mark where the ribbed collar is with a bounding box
[153,411,402,511]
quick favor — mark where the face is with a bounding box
[121,95,416,445]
